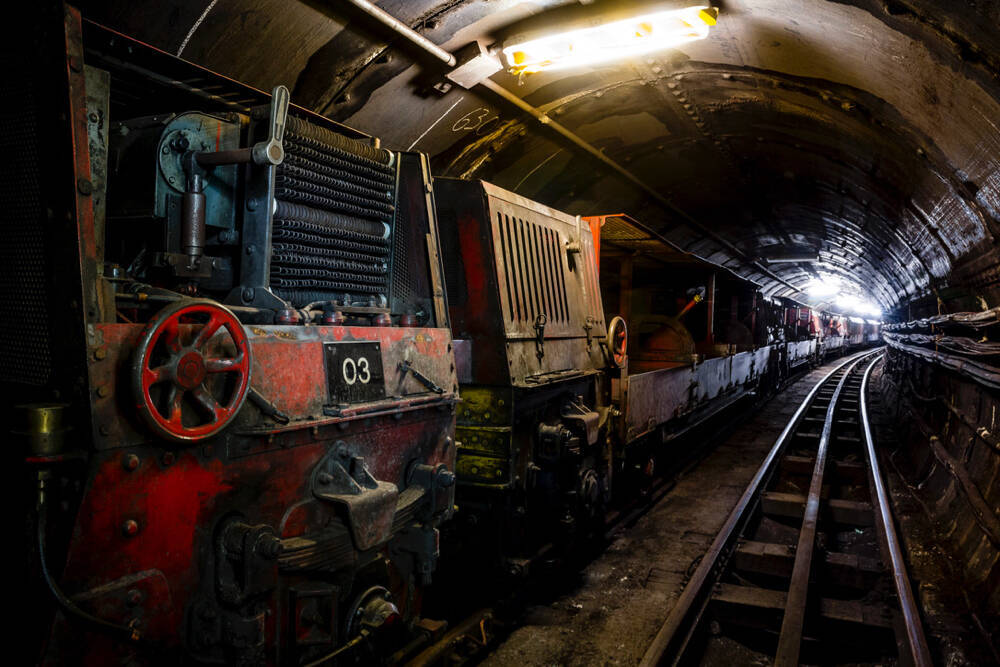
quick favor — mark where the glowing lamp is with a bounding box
[502,6,719,75]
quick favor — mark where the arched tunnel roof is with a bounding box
[80,0,1000,318]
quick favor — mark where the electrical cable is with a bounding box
[36,498,142,643]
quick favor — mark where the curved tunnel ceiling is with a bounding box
[81,0,1000,318]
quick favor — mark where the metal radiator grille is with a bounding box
[496,212,570,325]
[270,117,395,307]
[0,75,53,385]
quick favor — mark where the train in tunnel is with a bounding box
[10,10,889,665]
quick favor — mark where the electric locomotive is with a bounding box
[433,187,792,565]
[17,10,457,665]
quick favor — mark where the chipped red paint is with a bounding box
[87,323,455,447]
[44,316,457,664]
[64,6,101,326]
[46,413,455,663]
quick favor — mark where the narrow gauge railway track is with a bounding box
[640,348,931,666]
[398,353,872,667]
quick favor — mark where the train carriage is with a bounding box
[18,11,457,665]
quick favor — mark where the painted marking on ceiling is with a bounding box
[407,97,464,151]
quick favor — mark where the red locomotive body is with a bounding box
[17,9,456,665]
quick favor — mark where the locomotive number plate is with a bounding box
[323,342,386,404]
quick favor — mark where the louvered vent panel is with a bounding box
[496,213,572,328]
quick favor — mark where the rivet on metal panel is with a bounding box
[122,454,140,471]
[93,348,107,361]
[122,519,140,537]
[96,385,110,398]
[77,178,93,195]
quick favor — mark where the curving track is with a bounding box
[640,349,931,666]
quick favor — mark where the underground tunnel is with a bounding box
[9,0,1000,664]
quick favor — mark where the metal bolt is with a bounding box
[246,198,258,211]
[437,469,456,487]
[77,178,93,196]
[96,385,110,398]
[241,287,255,303]
[260,535,283,559]
[123,454,139,471]
[93,348,107,361]
[122,519,139,537]
[162,452,176,466]
[246,245,256,255]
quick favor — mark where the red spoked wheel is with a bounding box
[607,316,628,368]
[131,300,252,443]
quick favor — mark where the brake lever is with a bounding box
[398,360,445,395]
[251,84,289,166]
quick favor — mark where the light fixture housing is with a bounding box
[502,5,719,75]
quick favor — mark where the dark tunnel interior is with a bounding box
[13,1,1000,664]
[78,0,1000,319]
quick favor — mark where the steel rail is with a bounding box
[860,354,933,666]
[638,348,878,666]
[774,353,867,665]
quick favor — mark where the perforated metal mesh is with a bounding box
[0,75,53,385]
[388,153,433,316]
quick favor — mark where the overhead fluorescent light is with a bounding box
[502,6,719,75]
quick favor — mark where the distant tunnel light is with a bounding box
[836,294,882,318]
[502,6,719,75]
[806,277,840,298]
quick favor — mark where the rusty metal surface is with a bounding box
[624,346,775,442]
[87,322,457,448]
[434,178,607,387]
